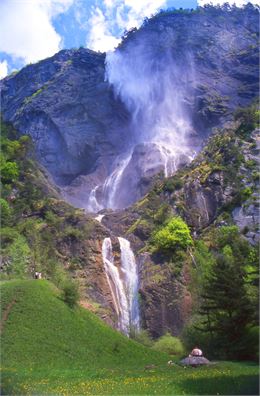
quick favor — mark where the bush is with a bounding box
[152,217,192,253]
[181,319,214,358]
[152,333,185,356]
[1,161,19,183]
[234,106,258,138]
[62,279,80,308]
[240,326,259,361]
[131,329,154,347]
[0,198,12,225]
[163,177,183,193]
[5,235,31,278]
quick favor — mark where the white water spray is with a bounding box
[102,153,132,209]
[106,48,196,180]
[102,237,130,333]
[87,185,102,213]
[102,237,140,334]
[82,41,198,212]
[118,237,140,330]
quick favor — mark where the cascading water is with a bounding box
[87,185,102,213]
[83,38,198,212]
[102,237,130,333]
[118,237,140,331]
[102,237,140,334]
[102,153,132,210]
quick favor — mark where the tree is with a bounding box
[198,226,258,359]
[1,160,19,184]
[152,216,192,253]
[0,198,12,225]
[62,279,80,308]
[5,235,32,278]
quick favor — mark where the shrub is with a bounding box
[0,198,12,225]
[5,235,31,278]
[1,161,19,183]
[62,279,80,308]
[152,216,192,253]
[62,225,84,241]
[234,106,258,138]
[163,177,183,193]
[132,329,154,347]
[152,333,185,356]
[240,186,253,201]
[181,319,214,358]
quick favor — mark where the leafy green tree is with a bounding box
[5,235,32,278]
[0,198,12,225]
[1,161,19,183]
[152,216,192,253]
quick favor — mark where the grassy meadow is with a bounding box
[1,280,259,395]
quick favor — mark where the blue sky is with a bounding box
[0,0,257,78]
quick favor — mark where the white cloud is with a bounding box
[0,0,74,64]
[87,0,166,52]
[88,7,121,52]
[198,0,259,6]
[0,60,8,79]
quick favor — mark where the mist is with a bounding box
[97,35,198,210]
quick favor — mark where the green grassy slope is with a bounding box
[1,280,259,395]
[1,280,165,370]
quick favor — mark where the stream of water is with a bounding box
[102,237,140,334]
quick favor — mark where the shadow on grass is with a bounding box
[178,374,259,395]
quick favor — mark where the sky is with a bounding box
[0,0,258,78]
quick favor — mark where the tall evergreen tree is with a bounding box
[198,226,258,359]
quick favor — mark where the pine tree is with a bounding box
[198,226,257,359]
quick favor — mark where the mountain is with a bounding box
[1,5,259,211]
[0,5,259,353]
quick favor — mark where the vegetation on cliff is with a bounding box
[104,103,259,357]
[0,119,107,314]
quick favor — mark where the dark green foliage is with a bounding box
[0,119,93,288]
[62,279,80,308]
[195,226,258,360]
[181,317,213,356]
[240,186,253,201]
[131,329,154,347]
[234,104,259,138]
[163,177,183,193]
[192,240,215,287]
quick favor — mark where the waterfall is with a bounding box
[101,237,140,334]
[87,186,102,213]
[118,237,140,331]
[102,153,132,209]
[200,192,209,222]
[102,238,130,334]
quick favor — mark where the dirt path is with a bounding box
[0,298,17,334]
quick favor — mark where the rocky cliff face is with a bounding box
[101,119,259,336]
[1,49,130,189]
[1,6,259,339]
[1,6,259,211]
